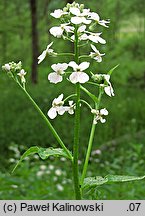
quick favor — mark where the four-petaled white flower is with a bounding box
[88,12,110,28]
[38,42,54,64]
[50,9,68,18]
[70,7,91,25]
[48,63,68,84]
[48,94,68,119]
[91,108,108,124]
[17,69,27,83]
[50,23,74,38]
[69,61,90,84]
[89,44,105,62]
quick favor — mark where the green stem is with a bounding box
[79,55,90,59]
[15,81,73,161]
[64,94,77,102]
[80,99,92,110]
[80,89,103,186]
[57,53,74,57]
[72,27,81,200]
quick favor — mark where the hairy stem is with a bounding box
[16,81,73,161]
[72,27,81,200]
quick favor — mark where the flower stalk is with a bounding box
[72,26,82,199]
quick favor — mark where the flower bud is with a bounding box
[92,74,102,82]
[63,7,68,12]
[80,4,84,10]
[2,63,10,72]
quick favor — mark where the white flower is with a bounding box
[55,169,62,176]
[50,9,68,18]
[88,12,110,28]
[69,61,90,84]
[91,108,108,124]
[89,44,105,62]
[48,63,68,84]
[92,73,114,97]
[102,74,114,97]
[47,94,68,119]
[2,63,11,71]
[38,42,54,64]
[17,69,27,83]
[70,7,91,25]
[88,32,106,44]
[67,101,75,114]
[50,23,74,38]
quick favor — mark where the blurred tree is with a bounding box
[29,0,39,84]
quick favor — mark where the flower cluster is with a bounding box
[37,2,114,122]
[2,61,27,84]
[91,108,109,124]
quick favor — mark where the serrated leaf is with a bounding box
[105,174,145,183]
[108,64,119,75]
[12,146,39,173]
[82,176,108,189]
[80,85,98,103]
[38,147,72,160]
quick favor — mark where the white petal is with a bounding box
[91,44,98,52]
[103,74,110,84]
[100,108,108,116]
[69,61,78,70]
[57,106,66,115]
[49,27,63,38]
[78,72,89,83]
[80,34,88,41]
[57,94,64,102]
[94,56,102,62]
[70,7,80,16]
[104,86,114,97]
[47,107,57,119]
[82,17,92,24]
[100,117,106,123]
[48,73,62,84]
[46,42,53,50]
[79,62,90,71]
[71,17,84,24]
[99,20,110,28]
[78,25,86,33]
[88,35,99,43]
[38,51,46,64]
[64,25,74,33]
[68,109,74,115]
[97,36,106,44]
[82,9,90,16]
[69,72,79,84]
[89,12,100,21]
[69,100,73,106]
[50,9,67,18]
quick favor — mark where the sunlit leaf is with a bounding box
[82,174,145,189]
[82,176,108,189]
[12,146,72,173]
[105,174,145,183]
[38,147,72,160]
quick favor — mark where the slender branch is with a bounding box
[79,55,90,59]
[72,26,81,200]
[80,99,92,110]
[57,53,74,57]
[80,88,103,186]
[64,94,77,102]
[15,80,73,161]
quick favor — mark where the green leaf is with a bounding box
[12,146,39,173]
[38,147,72,160]
[108,64,119,75]
[82,174,145,189]
[105,174,145,183]
[82,176,108,189]
[80,85,98,103]
[12,146,72,173]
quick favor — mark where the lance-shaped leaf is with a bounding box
[82,176,108,189]
[12,146,39,173]
[82,175,145,189]
[12,146,72,173]
[105,174,145,183]
[108,64,119,75]
[38,147,72,160]
[80,85,98,103]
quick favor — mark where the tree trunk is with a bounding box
[29,0,39,84]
